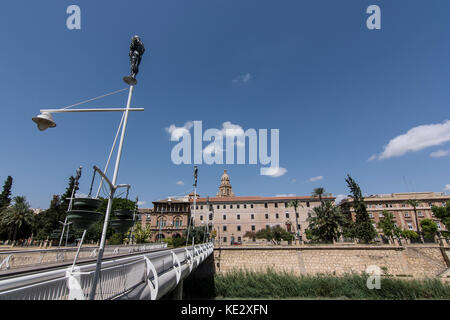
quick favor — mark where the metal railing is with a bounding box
[0,243,168,272]
[0,242,214,300]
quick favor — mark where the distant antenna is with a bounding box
[402,176,408,192]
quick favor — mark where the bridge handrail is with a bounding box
[0,242,214,300]
[0,243,168,271]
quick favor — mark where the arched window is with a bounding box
[157,217,166,228]
[173,217,182,228]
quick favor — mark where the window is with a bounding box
[306,202,310,208]
[286,213,289,218]
[418,211,423,217]
[437,222,441,229]
[244,204,247,209]
[157,218,166,227]
[174,218,182,228]
[251,225,255,231]
[266,225,270,229]
[209,213,213,220]
[402,204,406,208]
[428,202,432,207]
[264,203,268,208]
[217,205,220,209]
[251,214,254,219]
[369,213,373,218]
[379,212,383,218]
[285,202,288,208]
[237,225,241,231]
[296,213,299,218]
[223,226,227,232]
[237,214,240,220]
[223,215,226,220]
[265,213,269,219]
[230,205,233,209]
[407,223,413,230]
[297,224,301,230]
[223,237,227,243]
[223,205,226,209]
[237,204,240,209]
[196,206,198,210]
[404,212,410,217]
[237,236,241,242]
[200,205,203,209]
[200,215,203,221]
[251,204,254,208]
[367,204,371,208]
[275,203,278,208]
[276,213,279,219]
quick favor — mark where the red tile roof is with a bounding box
[188,195,335,203]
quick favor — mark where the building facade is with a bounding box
[139,198,190,242]
[339,192,449,239]
[190,170,334,245]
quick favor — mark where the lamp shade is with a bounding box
[32,112,56,131]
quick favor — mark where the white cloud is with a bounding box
[165,121,193,140]
[203,142,223,157]
[374,120,450,160]
[334,194,348,205]
[176,181,184,186]
[291,178,297,183]
[367,154,377,161]
[309,176,323,182]
[430,149,450,158]
[444,185,450,191]
[261,167,287,177]
[202,121,244,156]
[232,73,252,83]
[275,193,296,197]
[137,201,147,206]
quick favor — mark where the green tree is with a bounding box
[306,201,345,243]
[312,187,326,204]
[345,175,376,243]
[419,219,438,241]
[400,229,419,241]
[405,199,423,243]
[133,223,152,243]
[2,196,34,242]
[183,226,206,244]
[431,201,450,236]
[377,210,396,242]
[0,176,13,210]
[243,231,256,241]
[255,226,294,245]
[288,199,302,242]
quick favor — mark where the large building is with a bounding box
[190,170,334,245]
[141,170,334,244]
[339,192,449,239]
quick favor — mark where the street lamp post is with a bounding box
[33,35,145,300]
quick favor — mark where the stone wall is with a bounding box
[214,245,450,278]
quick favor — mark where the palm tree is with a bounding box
[306,201,345,243]
[312,187,326,204]
[406,199,423,243]
[288,200,303,243]
[2,196,34,243]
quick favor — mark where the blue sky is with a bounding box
[1,0,450,209]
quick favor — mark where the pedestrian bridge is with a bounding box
[0,242,214,300]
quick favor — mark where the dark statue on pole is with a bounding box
[123,35,145,86]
